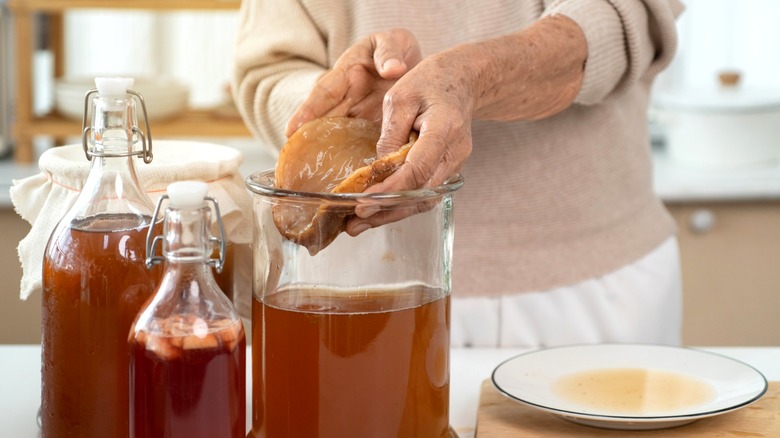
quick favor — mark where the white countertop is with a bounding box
[652,150,780,202]
[1,345,778,438]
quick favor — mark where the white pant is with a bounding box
[451,236,682,348]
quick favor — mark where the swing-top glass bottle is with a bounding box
[41,77,160,438]
[129,180,246,438]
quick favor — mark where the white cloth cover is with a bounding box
[10,140,253,300]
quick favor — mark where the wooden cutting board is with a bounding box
[476,380,779,437]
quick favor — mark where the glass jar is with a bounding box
[41,77,160,438]
[245,169,463,438]
[129,181,246,438]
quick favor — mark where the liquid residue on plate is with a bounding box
[553,368,717,415]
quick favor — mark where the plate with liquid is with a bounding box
[491,344,768,430]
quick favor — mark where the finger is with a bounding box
[373,119,470,195]
[375,91,419,157]
[342,89,385,124]
[425,134,468,188]
[285,69,348,137]
[372,124,449,193]
[371,29,421,80]
[345,202,425,236]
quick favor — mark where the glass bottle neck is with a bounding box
[86,93,142,159]
[71,88,154,228]
[163,206,213,264]
[157,205,219,307]
[73,153,154,222]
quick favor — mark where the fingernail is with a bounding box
[355,204,380,218]
[350,222,371,236]
[382,58,401,71]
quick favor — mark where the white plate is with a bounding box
[492,344,768,430]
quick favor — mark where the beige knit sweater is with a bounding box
[233,0,683,298]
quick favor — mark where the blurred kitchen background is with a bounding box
[1,0,778,346]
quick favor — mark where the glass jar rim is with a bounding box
[245,169,463,201]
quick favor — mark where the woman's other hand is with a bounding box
[285,29,422,137]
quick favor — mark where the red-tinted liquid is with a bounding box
[41,214,161,438]
[130,321,246,438]
[250,286,450,438]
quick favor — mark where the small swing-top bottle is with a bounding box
[129,180,246,438]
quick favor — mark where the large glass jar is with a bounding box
[245,169,463,438]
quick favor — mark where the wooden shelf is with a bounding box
[7,0,247,163]
[31,109,251,138]
[8,0,242,12]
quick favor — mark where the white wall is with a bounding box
[661,0,780,92]
[63,10,239,108]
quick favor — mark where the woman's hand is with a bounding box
[285,29,422,137]
[343,45,477,236]
[345,15,586,235]
[287,16,586,236]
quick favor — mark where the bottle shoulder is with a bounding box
[44,215,159,263]
[133,264,241,328]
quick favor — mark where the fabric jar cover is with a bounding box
[10,140,253,300]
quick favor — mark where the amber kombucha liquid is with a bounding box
[250,285,450,438]
[41,214,161,438]
[130,320,246,438]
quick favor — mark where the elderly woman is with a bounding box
[233,0,684,348]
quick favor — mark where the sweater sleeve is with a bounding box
[543,0,684,105]
[232,0,328,152]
